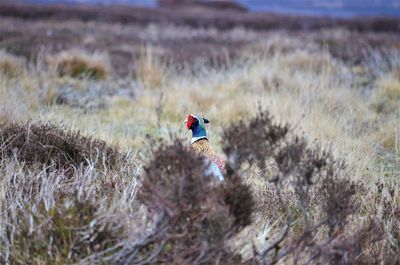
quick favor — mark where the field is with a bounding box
[0,3,400,264]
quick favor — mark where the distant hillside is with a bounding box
[1,3,400,33]
[240,0,400,17]
[19,0,400,17]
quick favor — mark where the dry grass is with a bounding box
[372,73,400,114]
[0,19,399,264]
[0,51,25,78]
[0,77,34,126]
[47,49,111,80]
[135,46,167,89]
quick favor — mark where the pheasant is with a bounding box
[184,114,225,181]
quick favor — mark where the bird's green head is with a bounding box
[184,114,210,143]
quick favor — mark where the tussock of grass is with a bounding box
[0,51,25,78]
[10,197,123,264]
[47,50,110,80]
[135,46,166,88]
[0,78,34,126]
[373,74,400,114]
[280,50,339,74]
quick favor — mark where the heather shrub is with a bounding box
[131,109,397,265]
[318,172,357,233]
[317,218,385,265]
[0,133,137,265]
[220,109,391,264]
[0,123,120,171]
[135,110,346,264]
[222,109,289,172]
[222,171,254,228]
[136,139,254,264]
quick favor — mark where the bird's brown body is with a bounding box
[191,139,225,173]
[191,139,215,156]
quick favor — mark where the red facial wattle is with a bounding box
[186,115,197,129]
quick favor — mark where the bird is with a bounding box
[184,114,225,181]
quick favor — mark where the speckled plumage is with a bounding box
[191,139,225,173]
[191,138,215,156]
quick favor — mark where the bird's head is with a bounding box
[184,114,210,143]
[184,114,209,130]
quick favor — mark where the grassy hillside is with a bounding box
[0,4,399,264]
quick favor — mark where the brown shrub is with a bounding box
[220,110,373,264]
[141,139,218,217]
[319,173,357,233]
[136,139,254,264]
[222,171,254,228]
[222,109,289,172]
[317,218,387,265]
[0,123,120,170]
[273,137,331,223]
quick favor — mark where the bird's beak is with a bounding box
[183,118,188,124]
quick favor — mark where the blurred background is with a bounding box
[17,0,400,17]
[2,0,400,78]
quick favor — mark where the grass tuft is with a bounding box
[9,195,123,264]
[47,50,110,80]
[136,46,166,89]
[373,74,400,114]
[0,51,25,78]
